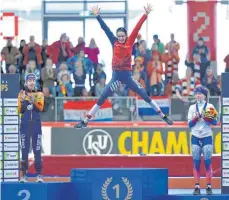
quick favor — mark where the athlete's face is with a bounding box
[117,31,127,44]
[195,92,205,102]
[27,79,35,90]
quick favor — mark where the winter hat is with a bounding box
[194,85,208,97]
[26,73,36,82]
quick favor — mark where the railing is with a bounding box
[40,96,221,122]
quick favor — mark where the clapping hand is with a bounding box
[91,5,100,16]
[144,3,153,15]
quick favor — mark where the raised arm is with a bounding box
[92,6,116,45]
[128,4,152,45]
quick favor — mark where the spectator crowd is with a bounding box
[1,32,226,107]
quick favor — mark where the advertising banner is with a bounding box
[221,73,229,194]
[1,74,20,182]
[187,0,216,61]
[63,100,113,122]
[51,127,221,155]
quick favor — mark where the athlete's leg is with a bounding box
[191,135,202,195]
[75,74,119,128]
[32,121,42,175]
[20,123,30,176]
[202,136,213,194]
[122,73,173,124]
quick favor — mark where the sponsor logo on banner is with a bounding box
[4,152,18,160]
[4,170,18,178]
[4,125,18,133]
[0,170,2,178]
[223,125,229,133]
[223,169,229,177]
[83,129,113,155]
[4,134,18,142]
[63,100,113,121]
[4,143,18,151]
[223,98,229,106]
[223,160,229,168]
[223,107,229,115]
[222,178,229,186]
[0,126,2,133]
[4,161,19,169]
[4,116,18,124]
[223,134,229,142]
[223,116,229,124]
[4,107,18,115]
[0,99,2,106]
[0,143,2,151]
[223,152,229,159]
[0,107,2,115]
[223,143,229,151]
[0,153,2,160]
[3,98,18,106]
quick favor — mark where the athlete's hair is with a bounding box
[116,27,127,36]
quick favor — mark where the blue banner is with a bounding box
[1,74,20,98]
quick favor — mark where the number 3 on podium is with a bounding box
[18,190,31,200]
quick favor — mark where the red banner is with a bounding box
[187,0,216,60]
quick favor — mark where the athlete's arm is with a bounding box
[128,4,152,45]
[92,6,116,45]
[188,105,199,128]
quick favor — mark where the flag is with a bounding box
[138,97,169,116]
[63,100,113,121]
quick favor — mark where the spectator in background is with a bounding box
[224,53,229,72]
[41,39,48,68]
[84,38,100,70]
[201,67,221,96]
[95,76,106,97]
[73,37,85,55]
[147,52,164,96]
[192,37,209,64]
[1,37,21,73]
[152,34,165,55]
[161,48,179,84]
[93,63,106,85]
[165,33,180,61]
[41,58,57,97]
[81,88,89,98]
[23,36,43,69]
[18,39,26,72]
[57,61,71,82]
[136,40,152,70]
[129,71,146,97]
[185,53,210,79]
[133,56,147,82]
[164,71,180,97]
[72,59,86,96]
[132,33,142,57]
[56,73,73,97]
[8,64,17,74]
[47,33,73,70]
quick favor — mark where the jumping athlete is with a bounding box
[75,4,173,128]
[188,85,218,195]
[18,73,44,183]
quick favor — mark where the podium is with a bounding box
[71,168,168,200]
[1,182,76,200]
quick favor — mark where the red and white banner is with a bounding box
[0,12,18,39]
[187,0,216,61]
[63,100,113,121]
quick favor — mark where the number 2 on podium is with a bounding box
[113,184,120,198]
[18,190,31,200]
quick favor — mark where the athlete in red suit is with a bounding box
[75,4,173,128]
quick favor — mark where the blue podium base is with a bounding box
[1,182,77,200]
[71,168,168,200]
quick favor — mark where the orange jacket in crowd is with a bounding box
[23,43,43,65]
[47,41,73,64]
[147,60,164,86]
[165,41,180,60]
[161,52,180,73]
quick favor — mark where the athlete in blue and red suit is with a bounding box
[75,4,173,128]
